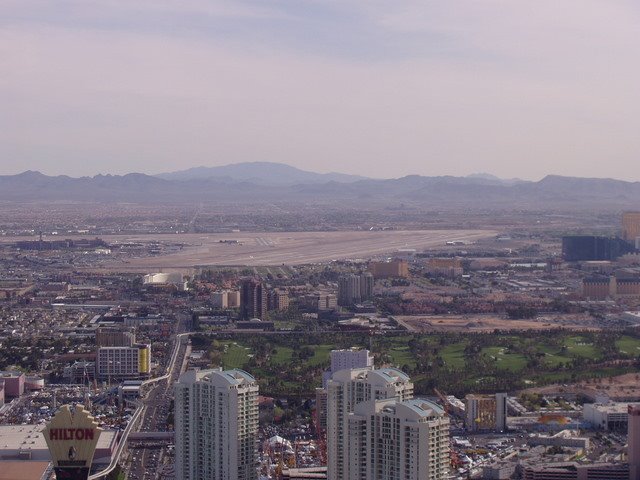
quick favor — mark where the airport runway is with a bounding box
[98,229,495,269]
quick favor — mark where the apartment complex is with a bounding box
[326,367,415,480]
[318,349,376,435]
[348,398,450,480]
[338,273,374,306]
[95,327,135,347]
[582,276,640,300]
[96,344,151,380]
[268,289,290,311]
[465,393,508,432]
[212,290,241,309]
[316,293,338,311]
[174,368,259,480]
[240,279,267,319]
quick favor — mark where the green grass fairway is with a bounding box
[440,343,466,369]
[272,347,294,364]
[388,345,417,369]
[482,346,527,371]
[536,343,571,367]
[195,330,640,398]
[616,336,640,356]
[564,336,601,359]
[308,344,333,366]
[222,342,251,369]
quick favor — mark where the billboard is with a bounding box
[43,404,102,480]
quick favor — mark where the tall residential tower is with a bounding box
[630,405,640,480]
[240,279,267,320]
[348,398,450,480]
[326,367,414,480]
[174,368,259,480]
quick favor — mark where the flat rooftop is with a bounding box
[0,461,49,480]
[588,402,640,414]
[0,424,117,462]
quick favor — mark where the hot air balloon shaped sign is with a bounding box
[42,404,102,480]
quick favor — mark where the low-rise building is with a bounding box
[0,424,117,466]
[522,462,629,480]
[0,371,25,398]
[63,361,95,384]
[368,259,409,279]
[583,401,640,431]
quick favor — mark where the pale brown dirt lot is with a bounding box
[394,314,598,333]
[521,372,640,401]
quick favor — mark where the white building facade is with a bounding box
[331,348,374,373]
[348,399,450,480]
[583,402,640,430]
[174,368,259,480]
[327,368,414,480]
[322,349,375,388]
[96,344,150,380]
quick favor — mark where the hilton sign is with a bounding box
[43,404,102,480]
[48,428,96,441]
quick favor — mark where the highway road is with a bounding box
[90,313,192,480]
[127,316,191,480]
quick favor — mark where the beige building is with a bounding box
[175,368,259,480]
[212,291,228,309]
[95,327,135,347]
[316,293,337,311]
[368,259,409,279]
[315,387,328,436]
[425,258,464,278]
[212,290,241,309]
[582,276,640,300]
[317,349,376,435]
[269,289,290,311]
[227,290,241,307]
[622,212,640,243]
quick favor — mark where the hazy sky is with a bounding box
[1,0,639,180]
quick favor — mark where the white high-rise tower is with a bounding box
[326,367,414,480]
[174,368,259,480]
[348,398,450,480]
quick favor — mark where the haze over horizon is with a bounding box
[2,1,639,181]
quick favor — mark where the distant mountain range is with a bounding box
[0,163,638,210]
[156,162,368,185]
